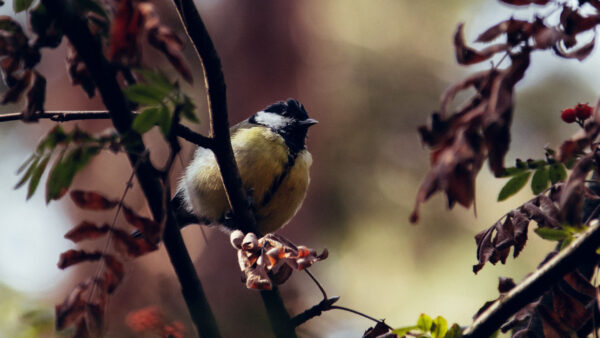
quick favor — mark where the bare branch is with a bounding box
[0,110,213,149]
[463,220,600,338]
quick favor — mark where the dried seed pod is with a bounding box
[241,232,258,251]
[230,230,244,249]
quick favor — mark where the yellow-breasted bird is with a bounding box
[172,99,317,234]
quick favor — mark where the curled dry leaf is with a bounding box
[137,2,192,83]
[473,189,563,273]
[108,0,192,83]
[558,153,595,225]
[454,23,509,65]
[0,16,42,103]
[66,42,96,98]
[230,232,328,290]
[55,279,91,330]
[22,70,46,122]
[554,38,596,61]
[110,227,158,257]
[70,190,119,210]
[413,48,531,222]
[103,254,125,293]
[107,0,141,65]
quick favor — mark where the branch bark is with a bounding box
[462,220,600,338]
[40,2,220,337]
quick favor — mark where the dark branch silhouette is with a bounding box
[39,1,220,336]
[0,110,212,149]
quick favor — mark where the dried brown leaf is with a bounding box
[137,2,192,83]
[2,69,32,104]
[64,221,110,242]
[66,43,96,98]
[57,249,102,269]
[110,227,158,257]
[22,71,45,122]
[103,255,124,293]
[455,23,510,65]
[70,190,118,210]
[55,279,91,330]
[107,0,141,64]
[122,205,161,244]
[554,38,596,61]
[559,153,594,224]
[411,127,484,223]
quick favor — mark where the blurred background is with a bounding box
[1,0,599,337]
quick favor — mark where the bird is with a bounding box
[172,98,317,235]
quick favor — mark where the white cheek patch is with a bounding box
[254,111,293,129]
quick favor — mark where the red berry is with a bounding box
[561,108,577,123]
[575,103,593,120]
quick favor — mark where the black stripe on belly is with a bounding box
[260,153,296,208]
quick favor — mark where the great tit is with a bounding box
[173,98,317,235]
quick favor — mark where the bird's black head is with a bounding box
[249,99,317,156]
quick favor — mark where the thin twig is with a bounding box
[329,306,394,330]
[88,153,145,305]
[0,110,213,149]
[304,269,327,300]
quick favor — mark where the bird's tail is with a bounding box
[131,190,203,238]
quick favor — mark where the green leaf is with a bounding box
[27,153,50,200]
[392,325,419,336]
[443,324,463,338]
[136,69,174,95]
[531,166,549,194]
[15,155,40,190]
[37,125,68,153]
[132,107,161,134]
[17,153,36,174]
[432,316,448,338]
[565,157,577,169]
[526,159,546,169]
[180,95,198,123]
[123,84,167,106]
[417,313,433,332]
[498,171,531,201]
[534,227,570,241]
[46,146,100,203]
[501,166,526,177]
[560,236,574,250]
[157,105,172,137]
[14,0,34,13]
[549,163,567,184]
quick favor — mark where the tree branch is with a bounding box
[0,111,213,149]
[462,220,600,338]
[40,2,220,337]
[291,297,340,327]
[173,0,257,234]
[172,1,297,337]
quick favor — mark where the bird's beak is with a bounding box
[300,118,318,127]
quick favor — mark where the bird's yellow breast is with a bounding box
[182,127,312,234]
